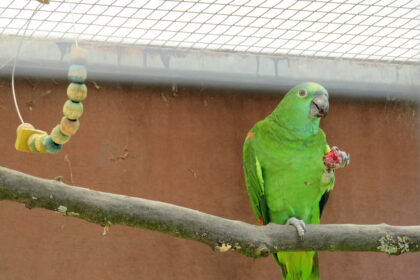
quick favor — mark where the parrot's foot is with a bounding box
[323,146,350,169]
[286,217,306,240]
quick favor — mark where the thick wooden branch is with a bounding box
[0,166,418,257]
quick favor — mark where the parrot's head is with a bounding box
[283,82,329,119]
[270,82,329,135]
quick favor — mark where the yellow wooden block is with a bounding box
[15,123,47,153]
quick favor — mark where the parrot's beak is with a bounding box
[310,93,329,118]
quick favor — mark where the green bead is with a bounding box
[34,134,48,153]
[67,83,87,102]
[68,64,87,83]
[43,136,62,154]
[27,134,40,153]
[63,100,83,120]
[51,125,71,144]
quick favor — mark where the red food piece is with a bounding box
[323,149,341,169]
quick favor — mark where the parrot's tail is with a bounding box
[274,251,320,280]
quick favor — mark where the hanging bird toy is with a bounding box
[13,1,86,155]
[15,47,88,154]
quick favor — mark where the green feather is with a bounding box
[243,82,335,280]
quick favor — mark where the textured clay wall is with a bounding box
[0,78,418,280]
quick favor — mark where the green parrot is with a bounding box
[243,82,349,280]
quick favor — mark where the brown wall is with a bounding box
[0,78,418,280]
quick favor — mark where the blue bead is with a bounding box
[68,64,87,83]
[43,136,63,154]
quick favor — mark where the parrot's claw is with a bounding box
[286,217,306,241]
[331,146,350,168]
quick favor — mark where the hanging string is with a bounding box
[12,1,79,125]
[68,2,79,48]
[11,2,43,124]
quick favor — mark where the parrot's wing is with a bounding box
[243,134,270,225]
[319,191,330,216]
[244,133,288,274]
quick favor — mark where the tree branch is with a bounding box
[0,166,418,257]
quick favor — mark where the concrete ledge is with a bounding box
[0,36,418,101]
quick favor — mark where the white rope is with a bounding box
[68,2,78,48]
[12,1,80,125]
[11,3,43,124]
[12,1,80,124]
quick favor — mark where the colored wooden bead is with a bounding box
[15,123,47,153]
[43,136,62,154]
[68,64,87,83]
[63,100,83,120]
[27,134,48,154]
[27,134,40,153]
[60,117,80,136]
[67,83,87,102]
[51,125,71,144]
[34,134,48,153]
[69,47,87,65]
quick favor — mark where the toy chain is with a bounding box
[14,1,88,155]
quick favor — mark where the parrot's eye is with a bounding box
[297,89,308,98]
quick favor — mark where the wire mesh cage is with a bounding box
[0,0,418,63]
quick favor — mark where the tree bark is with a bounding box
[0,166,418,257]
